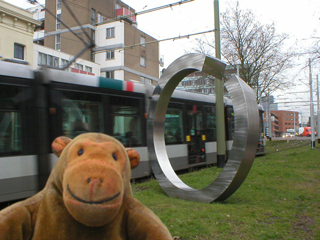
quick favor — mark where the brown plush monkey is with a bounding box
[0,133,172,240]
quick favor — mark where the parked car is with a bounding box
[282,133,294,138]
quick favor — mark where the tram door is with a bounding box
[186,105,206,164]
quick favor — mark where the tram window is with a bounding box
[165,108,183,144]
[0,86,22,153]
[226,106,235,140]
[187,105,204,136]
[62,98,103,138]
[205,106,216,141]
[259,110,264,137]
[110,97,142,147]
[186,104,206,164]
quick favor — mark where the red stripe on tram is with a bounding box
[126,81,134,92]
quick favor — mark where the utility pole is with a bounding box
[294,111,296,135]
[317,74,320,143]
[268,90,272,139]
[309,59,315,148]
[214,0,226,167]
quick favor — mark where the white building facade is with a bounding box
[95,21,125,79]
[0,1,40,65]
[33,44,100,76]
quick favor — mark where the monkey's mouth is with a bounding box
[67,184,120,204]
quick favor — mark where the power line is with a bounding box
[93,29,215,54]
[276,101,319,105]
[276,101,312,104]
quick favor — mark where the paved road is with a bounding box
[267,136,320,143]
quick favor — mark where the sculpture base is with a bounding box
[217,155,225,168]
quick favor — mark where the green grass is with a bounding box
[132,140,320,239]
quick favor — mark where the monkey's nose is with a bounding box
[87,177,103,184]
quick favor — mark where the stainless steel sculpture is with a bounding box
[147,53,259,203]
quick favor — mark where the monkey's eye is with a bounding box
[112,153,117,161]
[78,149,84,156]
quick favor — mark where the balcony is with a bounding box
[33,30,44,40]
[116,8,136,22]
[33,10,45,21]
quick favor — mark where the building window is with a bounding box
[106,50,115,60]
[53,55,59,66]
[56,13,61,30]
[48,55,53,66]
[97,12,103,23]
[57,0,62,10]
[38,52,47,65]
[61,59,69,68]
[90,29,95,62]
[74,63,83,71]
[140,36,146,47]
[85,66,92,73]
[38,52,59,67]
[14,43,24,60]
[140,56,146,67]
[140,77,152,84]
[106,71,114,79]
[48,55,59,67]
[106,27,115,39]
[56,34,61,51]
[91,8,96,25]
[90,29,95,42]
[91,50,95,62]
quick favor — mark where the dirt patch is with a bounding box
[292,214,315,235]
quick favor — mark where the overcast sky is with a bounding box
[122,0,320,123]
[4,0,320,121]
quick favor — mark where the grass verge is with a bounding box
[132,140,320,239]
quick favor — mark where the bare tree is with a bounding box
[309,37,320,62]
[193,2,296,102]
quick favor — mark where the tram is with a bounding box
[0,61,265,203]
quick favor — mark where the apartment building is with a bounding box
[0,0,40,65]
[33,0,159,83]
[95,19,159,83]
[175,65,247,96]
[264,110,300,137]
[272,110,299,134]
[264,111,279,138]
[176,72,215,95]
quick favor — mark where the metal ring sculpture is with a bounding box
[147,53,259,203]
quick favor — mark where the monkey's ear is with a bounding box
[126,148,140,169]
[52,136,72,157]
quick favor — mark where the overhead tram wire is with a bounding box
[93,0,200,55]
[275,100,318,104]
[93,29,215,55]
[98,0,196,25]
